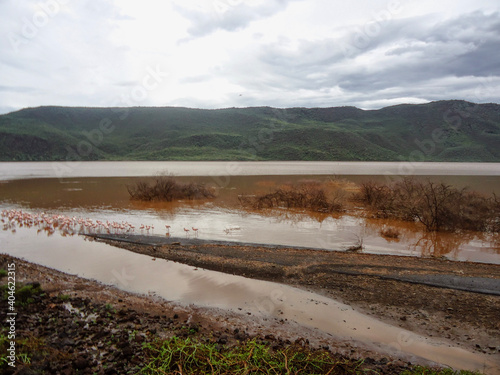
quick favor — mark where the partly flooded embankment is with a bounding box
[1,225,499,372]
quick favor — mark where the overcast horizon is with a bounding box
[1,0,500,115]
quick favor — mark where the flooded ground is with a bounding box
[1,168,499,263]
[1,225,497,372]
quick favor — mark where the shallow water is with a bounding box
[1,226,497,372]
[1,172,499,263]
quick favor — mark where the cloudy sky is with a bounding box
[1,0,499,114]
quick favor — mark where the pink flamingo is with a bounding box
[192,227,199,236]
[184,228,190,236]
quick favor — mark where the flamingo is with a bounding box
[192,227,199,236]
[184,228,190,236]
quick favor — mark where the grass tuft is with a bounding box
[1,282,43,306]
[140,337,359,374]
[139,337,484,375]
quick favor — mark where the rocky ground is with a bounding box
[1,236,499,374]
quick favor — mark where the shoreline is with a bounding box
[0,254,428,374]
[1,236,499,373]
[91,234,500,357]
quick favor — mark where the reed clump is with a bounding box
[356,177,499,233]
[127,176,215,202]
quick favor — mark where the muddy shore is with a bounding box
[93,234,500,357]
[1,235,499,374]
[1,254,417,374]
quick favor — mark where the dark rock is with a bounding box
[60,338,75,347]
[235,332,247,341]
[73,356,90,370]
[122,346,134,358]
[218,335,228,345]
[189,324,199,333]
[26,281,41,289]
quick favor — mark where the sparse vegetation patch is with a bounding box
[239,181,346,213]
[356,178,500,232]
[127,176,216,202]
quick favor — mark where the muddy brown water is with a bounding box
[1,161,499,263]
[1,226,498,373]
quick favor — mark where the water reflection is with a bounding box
[1,175,499,264]
[364,217,500,261]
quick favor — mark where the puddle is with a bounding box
[1,226,498,373]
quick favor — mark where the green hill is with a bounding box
[0,100,499,161]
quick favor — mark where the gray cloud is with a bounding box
[235,10,500,108]
[0,1,499,113]
[176,0,299,38]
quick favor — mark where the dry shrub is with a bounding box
[127,176,215,202]
[357,177,499,233]
[239,181,344,213]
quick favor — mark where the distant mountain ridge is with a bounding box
[0,100,499,162]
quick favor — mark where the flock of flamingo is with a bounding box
[1,209,199,238]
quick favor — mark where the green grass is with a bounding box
[1,282,44,306]
[139,337,482,375]
[0,330,483,374]
[140,337,363,374]
[58,293,71,301]
[0,331,66,370]
[0,269,7,278]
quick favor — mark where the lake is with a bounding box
[1,160,500,180]
[1,161,499,264]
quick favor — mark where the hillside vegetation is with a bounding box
[0,100,499,161]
